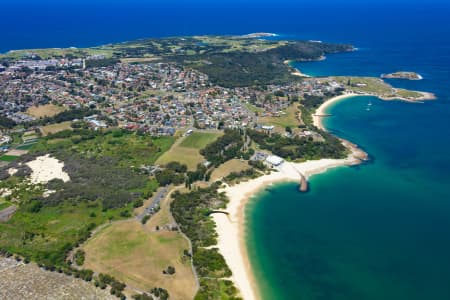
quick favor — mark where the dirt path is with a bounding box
[0,206,17,222]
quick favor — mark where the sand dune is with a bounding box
[26,154,70,184]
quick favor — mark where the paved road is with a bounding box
[137,187,168,221]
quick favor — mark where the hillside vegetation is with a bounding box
[0,129,171,268]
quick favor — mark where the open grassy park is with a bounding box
[180,132,223,149]
[40,121,73,136]
[82,219,197,299]
[210,159,251,182]
[259,104,303,131]
[26,104,66,118]
[157,131,222,170]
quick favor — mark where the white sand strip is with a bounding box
[212,93,369,300]
[212,155,363,299]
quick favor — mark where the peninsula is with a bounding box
[0,34,436,300]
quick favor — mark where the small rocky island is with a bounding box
[381,71,423,80]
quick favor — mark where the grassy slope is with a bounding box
[157,132,222,170]
[40,122,73,136]
[0,131,174,267]
[210,159,251,182]
[180,132,223,149]
[259,103,302,130]
[83,204,197,299]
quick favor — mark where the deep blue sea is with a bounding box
[1,1,450,299]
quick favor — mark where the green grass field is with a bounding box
[0,155,19,162]
[156,145,205,170]
[40,121,73,136]
[157,132,222,170]
[259,104,302,129]
[180,132,222,149]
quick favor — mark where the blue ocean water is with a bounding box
[245,5,450,300]
[1,1,450,52]
[1,1,450,299]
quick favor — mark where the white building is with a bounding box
[261,125,274,131]
[266,155,284,167]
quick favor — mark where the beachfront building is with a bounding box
[266,155,284,167]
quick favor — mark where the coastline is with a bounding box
[211,69,435,299]
[379,90,436,102]
[312,92,361,130]
[212,158,366,300]
[284,60,311,77]
[312,91,436,131]
[212,93,367,300]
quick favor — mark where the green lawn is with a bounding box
[0,155,19,162]
[180,132,222,149]
[156,145,205,170]
[157,132,223,169]
[259,104,302,129]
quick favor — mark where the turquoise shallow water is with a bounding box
[246,37,450,299]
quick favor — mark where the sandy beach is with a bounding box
[213,91,436,300]
[211,90,374,299]
[212,156,365,299]
[212,92,367,299]
[313,92,360,130]
[284,60,311,78]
